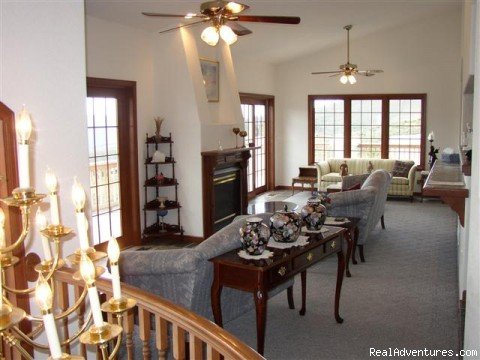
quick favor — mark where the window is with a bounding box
[312,99,344,161]
[308,94,426,168]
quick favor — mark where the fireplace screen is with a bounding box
[213,169,240,232]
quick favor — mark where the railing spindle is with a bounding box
[207,344,220,360]
[189,335,203,360]
[124,311,134,360]
[172,324,185,360]
[139,307,151,359]
[154,315,168,360]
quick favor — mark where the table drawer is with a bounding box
[293,246,324,270]
[324,236,340,255]
[269,263,293,284]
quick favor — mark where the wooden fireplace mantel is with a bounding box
[423,161,469,226]
[201,147,257,238]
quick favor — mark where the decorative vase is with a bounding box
[301,197,327,231]
[270,206,302,243]
[239,217,270,255]
[154,117,164,141]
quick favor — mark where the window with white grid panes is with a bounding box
[87,97,122,245]
[351,99,382,159]
[389,99,422,165]
[313,99,344,163]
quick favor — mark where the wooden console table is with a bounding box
[209,226,346,355]
[423,161,469,226]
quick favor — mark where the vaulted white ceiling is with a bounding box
[85,0,461,64]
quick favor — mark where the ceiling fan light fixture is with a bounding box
[340,75,348,84]
[225,2,245,13]
[348,74,357,84]
[201,26,220,46]
[219,25,238,45]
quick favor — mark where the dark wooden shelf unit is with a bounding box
[142,132,184,242]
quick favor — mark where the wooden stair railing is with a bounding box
[53,267,264,360]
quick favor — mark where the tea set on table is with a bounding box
[238,193,337,260]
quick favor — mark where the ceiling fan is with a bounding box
[142,1,301,46]
[311,25,383,84]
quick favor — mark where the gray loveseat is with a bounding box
[120,213,293,324]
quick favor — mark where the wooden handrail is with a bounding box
[53,267,264,360]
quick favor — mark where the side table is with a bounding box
[291,176,316,195]
[210,226,346,355]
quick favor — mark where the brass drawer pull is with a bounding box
[277,266,287,276]
[306,252,313,261]
[331,241,336,249]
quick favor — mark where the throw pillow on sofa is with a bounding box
[391,160,413,177]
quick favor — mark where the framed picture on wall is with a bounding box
[200,58,219,102]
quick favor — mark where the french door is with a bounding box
[87,78,140,250]
[240,94,275,197]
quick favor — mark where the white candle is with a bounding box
[0,208,5,249]
[35,276,62,359]
[88,286,104,327]
[16,106,32,189]
[45,169,60,226]
[17,144,30,189]
[80,254,103,327]
[108,237,122,300]
[76,214,90,251]
[43,312,63,359]
[36,209,52,261]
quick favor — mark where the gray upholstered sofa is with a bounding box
[327,169,391,260]
[120,212,292,324]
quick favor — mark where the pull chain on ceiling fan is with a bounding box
[142,1,300,46]
[311,25,384,84]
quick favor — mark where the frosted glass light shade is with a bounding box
[220,25,238,45]
[348,75,357,84]
[340,75,348,84]
[201,26,220,46]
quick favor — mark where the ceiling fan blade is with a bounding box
[357,69,384,77]
[236,15,300,24]
[142,12,206,19]
[311,71,342,75]
[228,22,252,36]
[328,73,342,78]
[158,19,209,35]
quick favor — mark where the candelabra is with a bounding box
[0,105,135,359]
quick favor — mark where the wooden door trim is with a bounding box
[0,102,31,356]
[240,93,275,192]
[87,77,141,250]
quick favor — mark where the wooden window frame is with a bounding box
[308,94,427,169]
[87,77,141,251]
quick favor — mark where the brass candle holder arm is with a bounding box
[2,331,34,360]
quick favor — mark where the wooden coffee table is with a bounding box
[209,226,346,355]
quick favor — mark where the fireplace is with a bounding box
[201,148,252,238]
[213,167,240,232]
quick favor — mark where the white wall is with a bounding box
[0,2,89,254]
[464,0,480,352]
[86,17,248,237]
[0,1,89,357]
[274,8,462,186]
[234,59,276,96]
